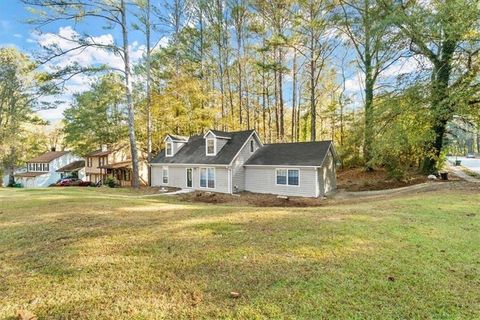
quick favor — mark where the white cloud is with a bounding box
[344,72,364,93]
[29,26,146,121]
[0,43,19,49]
[34,93,72,121]
[381,56,431,79]
[13,33,23,38]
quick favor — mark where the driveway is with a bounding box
[447,156,480,174]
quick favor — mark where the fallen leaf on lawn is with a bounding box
[17,309,37,320]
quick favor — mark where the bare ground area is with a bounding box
[178,180,478,207]
[336,167,431,191]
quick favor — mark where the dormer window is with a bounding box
[206,138,215,156]
[166,142,173,157]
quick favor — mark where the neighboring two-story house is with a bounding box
[150,129,337,198]
[14,150,82,188]
[85,145,148,187]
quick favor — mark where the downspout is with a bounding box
[227,166,233,194]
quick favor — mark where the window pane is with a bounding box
[208,168,215,188]
[288,170,299,186]
[163,169,168,183]
[200,168,207,187]
[276,170,287,185]
[166,143,172,155]
[207,140,215,154]
[250,140,254,152]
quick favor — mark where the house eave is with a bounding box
[243,164,321,168]
[150,162,230,168]
[203,130,232,140]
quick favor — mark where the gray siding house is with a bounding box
[150,129,337,198]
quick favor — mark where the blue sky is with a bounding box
[0,1,421,124]
[0,1,33,51]
[0,0,150,122]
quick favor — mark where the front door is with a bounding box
[186,168,193,188]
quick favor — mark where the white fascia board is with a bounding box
[244,164,320,168]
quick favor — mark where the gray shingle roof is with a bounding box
[152,130,255,165]
[208,130,233,138]
[167,134,188,142]
[245,141,333,166]
[56,160,85,172]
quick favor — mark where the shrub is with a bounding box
[9,182,23,188]
[105,176,117,188]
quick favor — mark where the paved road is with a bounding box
[447,156,480,174]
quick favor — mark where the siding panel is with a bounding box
[231,135,260,192]
[245,167,318,197]
[151,165,230,193]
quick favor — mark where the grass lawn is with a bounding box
[1,187,479,319]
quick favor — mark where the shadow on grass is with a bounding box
[1,188,480,318]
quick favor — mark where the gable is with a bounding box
[151,130,256,165]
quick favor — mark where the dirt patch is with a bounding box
[177,182,473,207]
[337,167,429,191]
[179,191,325,207]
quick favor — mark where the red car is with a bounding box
[54,178,92,187]
[56,178,81,186]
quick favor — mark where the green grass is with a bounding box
[461,166,480,179]
[1,187,479,319]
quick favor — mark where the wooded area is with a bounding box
[1,0,479,187]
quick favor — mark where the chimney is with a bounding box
[101,144,108,152]
[50,147,56,152]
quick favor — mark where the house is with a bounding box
[56,160,86,180]
[84,145,148,187]
[14,150,82,188]
[150,129,337,197]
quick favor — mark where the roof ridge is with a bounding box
[264,140,332,146]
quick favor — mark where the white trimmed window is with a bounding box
[276,169,299,186]
[166,142,173,157]
[206,139,215,156]
[200,167,215,188]
[162,167,169,184]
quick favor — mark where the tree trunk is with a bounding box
[364,74,374,170]
[146,0,152,186]
[236,28,243,126]
[121,0,140,189]
[278,48,285,141]
[422,41,455,173]
[274,62,279,140]
[291,48,297,142]
[310,56,316,141]
[297,83,302,142]
[262,66,267,140]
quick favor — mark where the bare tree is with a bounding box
[295,0,337,141]
[23,0,142,187]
